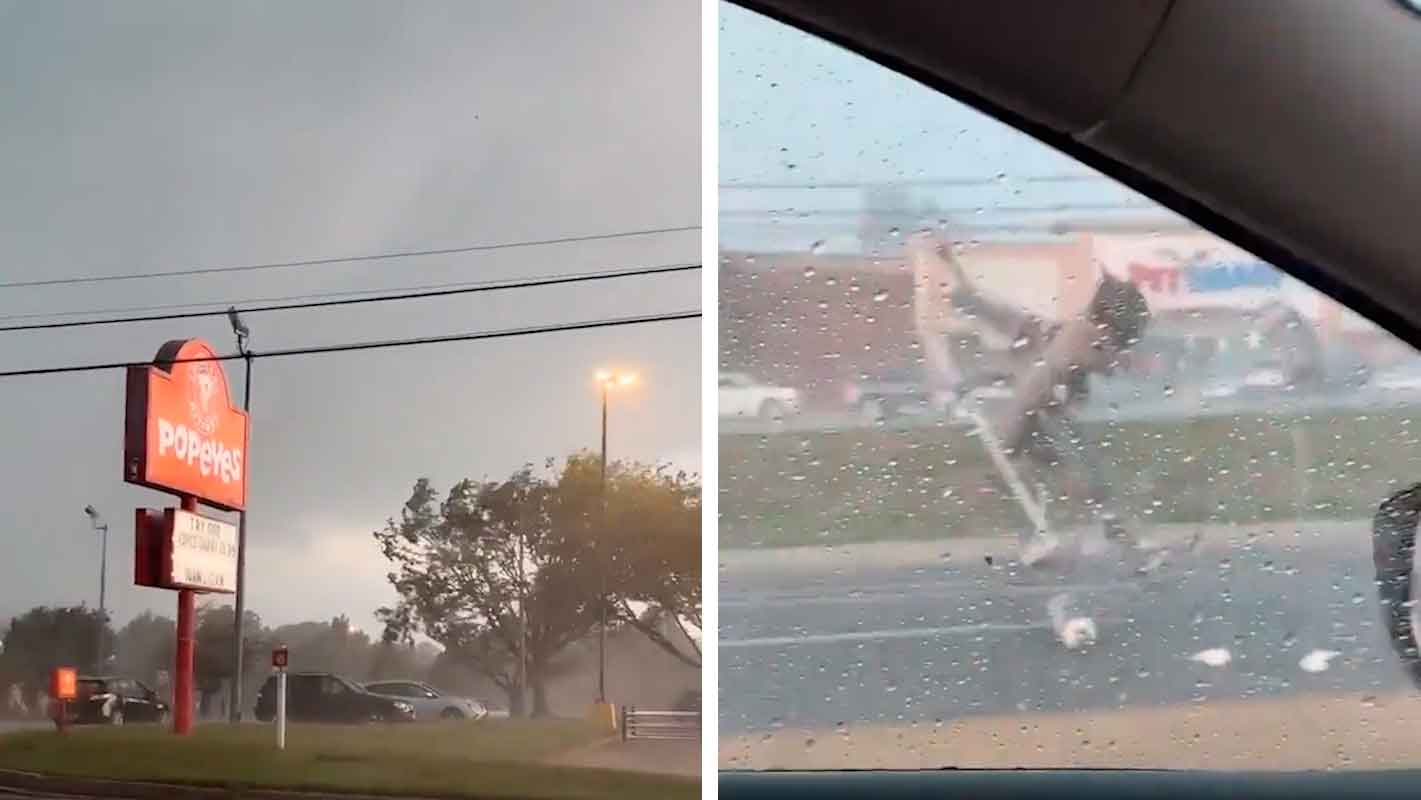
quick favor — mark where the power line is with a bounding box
[0,262,701,333]
[0,225,700,290]
[0,278,490,323]
[0,310,701,379]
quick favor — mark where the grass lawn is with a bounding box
[0,720,696,799]
[721,408,1421,548]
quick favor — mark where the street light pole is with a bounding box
[591,370,635,707]
[83,507,108,673]
[598,381,608,703]
[227,308,252,723]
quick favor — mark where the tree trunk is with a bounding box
[506,683,527,718]
[530,673,551,718]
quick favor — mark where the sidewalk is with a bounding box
[721,689,1421,771]
[720,519,1372,578]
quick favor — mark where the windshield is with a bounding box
[720,1,1421,771]
[75,680,106,696]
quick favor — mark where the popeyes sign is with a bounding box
[124,339,249,511]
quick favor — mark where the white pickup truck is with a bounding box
[718,372,801,421]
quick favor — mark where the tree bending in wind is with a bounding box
[374,453,701,717]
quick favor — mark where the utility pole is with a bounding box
[228,307,252,722]
[83,506,108,673]
[518,518,527,717]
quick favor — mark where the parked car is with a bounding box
[1372,359,1421,392]
[843,368,951,422]
[362,680,487,721]
[254,672,415,724]
[56,676,169,726]
[718,371,800,421]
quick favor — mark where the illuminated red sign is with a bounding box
[124,339,249,511]
[50,667,77,701]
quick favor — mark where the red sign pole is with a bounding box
[173,495,198,735]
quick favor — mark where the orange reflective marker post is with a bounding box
[50,667,76,734]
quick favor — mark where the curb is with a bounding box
[720,519,1372,578]
[0,769,451,800]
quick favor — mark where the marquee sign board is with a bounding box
[133,507,237,594]
[165,509,238,593]
[124,339,249,511]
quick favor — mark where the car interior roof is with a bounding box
[724,0,1421,794]
[732,0,1421,353]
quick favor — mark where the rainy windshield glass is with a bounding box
[719,3,1421,771]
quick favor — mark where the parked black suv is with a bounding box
[56,676,169,726]
[254,672,415,724]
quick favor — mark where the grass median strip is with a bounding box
[0,720,696,800]
[721,408,1421,548]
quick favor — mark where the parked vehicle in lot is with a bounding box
[1373,358,1421,393]
[254,672,415,724]
[718,371,800,421]
[843,368,951,421]
[363,680,487,720]
[57,676,168,726]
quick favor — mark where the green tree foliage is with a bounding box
[193,604,267,699]
[113,611,175,684]
[0,606,113,688]
[375,459,601,717]
[374,452,702,716]
[602,463,701,667]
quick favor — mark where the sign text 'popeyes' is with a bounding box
[124,338,249,510]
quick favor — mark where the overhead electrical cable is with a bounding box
[0,224,700,290]
[0,262,700,332]
[0,310,701,379]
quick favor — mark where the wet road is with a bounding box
[719,528,1406,734]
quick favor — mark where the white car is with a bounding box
[362,680,487,721]
[1373,362,1421,392]
[719,371,800,421]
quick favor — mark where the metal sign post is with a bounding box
[272,645,288,751]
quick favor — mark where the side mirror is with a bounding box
[1373,483,1421,687]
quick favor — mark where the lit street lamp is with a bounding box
[228,307,252,722]
[593,369,636,704]
[83,505,108,672]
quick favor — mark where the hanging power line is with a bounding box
[0,262,701,333]
[0,224,700,291]
[0,310,700,379]
[0,276,506,323]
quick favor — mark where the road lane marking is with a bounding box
[721,580,1141,609]
[723,621,1048,648]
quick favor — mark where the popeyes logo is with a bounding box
[124,338,249,511]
